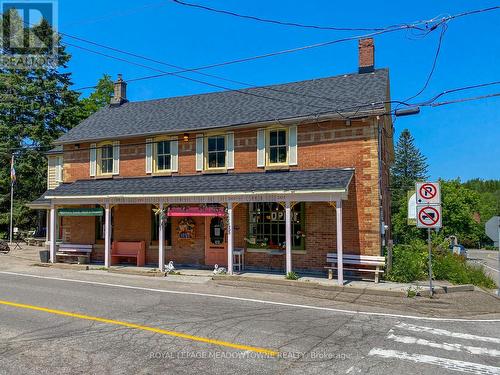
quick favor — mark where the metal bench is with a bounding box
[111,241,145,267]
[56,244,93,264]
[325,253,386,283]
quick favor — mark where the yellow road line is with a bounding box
[0,299,278,356]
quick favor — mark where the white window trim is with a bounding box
[266,128,289,167]
[204,133,228,171]
[96,141,115,176]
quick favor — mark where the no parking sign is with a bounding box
[416,182,441,205]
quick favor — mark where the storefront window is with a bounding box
[248,203,304,250]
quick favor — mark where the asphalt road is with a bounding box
[0,270,499,375]
[468,249,500,287]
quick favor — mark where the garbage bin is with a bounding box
[39,250,50,263]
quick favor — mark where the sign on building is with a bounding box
[407,191,416,225]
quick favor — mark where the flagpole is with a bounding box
[9,154,15,245]
[9,180,14,245]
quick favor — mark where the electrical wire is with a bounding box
[171,0,401,32]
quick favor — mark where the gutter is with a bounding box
[53,109,386,146]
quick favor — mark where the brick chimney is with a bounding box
[110,74,127,106]
[358,38,375,73]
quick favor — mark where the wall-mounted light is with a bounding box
[183,133,189,142]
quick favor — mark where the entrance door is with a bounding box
[204,217,227,266]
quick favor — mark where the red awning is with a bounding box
[167,206,225,217]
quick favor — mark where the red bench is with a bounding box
[111,241,145,267]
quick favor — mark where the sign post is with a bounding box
[485,216,500,296]
[416,182,442,297]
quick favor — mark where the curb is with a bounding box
[107,268,166,278]
[34,262,89,271]
[212,275,408,297]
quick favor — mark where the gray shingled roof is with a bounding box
[57,69,389,144]
[43,168,353,198]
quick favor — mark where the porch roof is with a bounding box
[37,168,354,203]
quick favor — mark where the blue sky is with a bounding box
[57,0,499,181]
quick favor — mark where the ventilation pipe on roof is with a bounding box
[358,38,375,73]
[110,74,128,106]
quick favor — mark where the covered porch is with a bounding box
[41,168,354,285]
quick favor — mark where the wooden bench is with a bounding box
[111,241,145,267]
[56,244,93,264]
[325,253,386,283]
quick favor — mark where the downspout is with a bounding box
[376,117,385,254]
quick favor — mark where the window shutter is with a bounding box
[171,137,179,172]
[288,125,298,166]
[90,143,97,177]
[226,132,234,170]
[56,156,63,182]
[112,140,120,175]
[257,129,265,167]
[196,134,204,171]
[145,138,153,174]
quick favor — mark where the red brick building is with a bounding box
[31,38,393,283]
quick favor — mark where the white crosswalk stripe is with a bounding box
[369,322,500,374]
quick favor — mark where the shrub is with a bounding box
[432,252,496,289]
[387,240,496,289]
[285,271,299,280]
[386,242,427,283]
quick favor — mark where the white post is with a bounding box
[336,199,344,285]
[104,203,111,268]
[158,202,165,272]
[285,201,292,275]
[45,209,49,245]
[49,205,56,263]
[227,202,234,275]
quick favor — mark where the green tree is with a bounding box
[78,74,114,118]
[391,129,429,243]
[0,11,110,236]
[440,179,483,248]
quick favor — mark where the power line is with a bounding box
[170,0,403,32]
[72,6,499,91]
[427,92,500,107]
[403,22,448,103]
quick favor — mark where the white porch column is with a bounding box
[336,199,344,285]
[285,201,292,274]
[49,205,56,263]
[158,202,165,271]
[104,203,111,268]
[227,202,234,275]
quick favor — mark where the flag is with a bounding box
[10,155,16,184]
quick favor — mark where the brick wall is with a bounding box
[60,118,391,261]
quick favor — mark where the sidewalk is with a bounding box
[3,245,476,297]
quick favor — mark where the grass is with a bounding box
[285,271,300,280]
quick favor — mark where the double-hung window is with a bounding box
[268,129,287,165]
[207,135,226,169]
[99,144,114,175]
[156,140,172,172]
